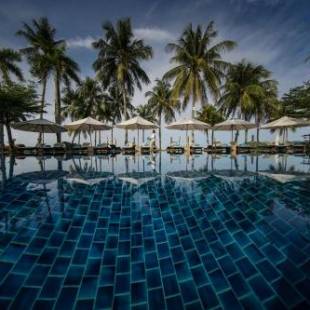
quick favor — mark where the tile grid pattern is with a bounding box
[0,173,309,309]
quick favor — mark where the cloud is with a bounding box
[67,27,174,49]
[67,36,96,49]
[133,28,174,43]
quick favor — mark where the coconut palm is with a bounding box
[197,105,224,145]
[145,79,178,150]
[93,18,153,144]
[164,22,236,116]
[218,60,278,142]
[0,48,24,84]
[17,17,63,119]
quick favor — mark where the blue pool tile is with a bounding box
[146,269,161,289]
[248,275,274,301]
[162,274,179,296]
[0,273,25,297]
[227,273,250,298]
[219,290,242,310]
[40,276,63,298]
[10,287,39,310]
[54,287,78,309]
[208,268,229,292]
[1,243,25,263]
[75,299,94,309]
[32,299,54,310]
[198,284,219,309]
[95,286,113,308]
[25,265,50,286]
[166,295,183,310]
[131,262,145,282]
[0,261,13,280]
[256,259,280,282]
[113,294,130,310]
[148,288,165,310]
[131,281,147,304]
[235,257,257,278]
[79,276,98,299]
[64,265,84,286]
[115,273,130,294]
[50,257,70,275]
[174,260,192,281]
[180,280,199,303]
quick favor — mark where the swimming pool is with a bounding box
[0,153,309,309]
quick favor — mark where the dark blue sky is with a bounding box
[1,0,309,144]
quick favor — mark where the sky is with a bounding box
[1,0,309,146]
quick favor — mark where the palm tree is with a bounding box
[0,49,24,153]
[93,18,153,144]
[17,18,79,143]
[17,18,63,119]
[218,60,278,142]
[0,82,40,148]
[0,49,24,84]
[135,103,156,143]
[164,22,236,118]
[51,46,80,142]
[145,79,178,150]
[197,105,224,145]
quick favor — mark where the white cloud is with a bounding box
[67,27,174,49]
[133,28,174,43]
[66,36,96,49]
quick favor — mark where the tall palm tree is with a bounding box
[164,22,236,116]
[197,105,224,145]
[17,18,63,119]
[218,60,278,142]
[145,79,178,150]
[0,49,24,84]
[51,46,80,142]
[93,18,153,144]
[17,18,79,143]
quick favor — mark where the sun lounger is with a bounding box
[190,143,203,154]
[36,144,53,155]
[166,139,185,154]
[205,143,230,154]
[53,143,66,154]
[287,141,306,154]
[122,143,136,154]
[94,143,111,154]
[237,143,256,153]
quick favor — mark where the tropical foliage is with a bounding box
[93,18,153,143]
[17,17,80,142]
[145,79,178,149]
[218,61,278,142]
[164,22,236,115]
[279,81,310,118]
[0,82,40,148]
[0,48,24,84]
[197,105,224,145]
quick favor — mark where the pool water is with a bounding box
[0,153,309,309]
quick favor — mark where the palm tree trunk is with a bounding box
[191,101,195,145]
[0,116,4,156]
[245,129,248,144]
[9,155,15,179]
[5,123,14,149]
[158,112,162,150]
[122,86,128,145]
[256,117,260,143]
[54,71,62,143]
[39,76,47,143]
[211,129,214,146]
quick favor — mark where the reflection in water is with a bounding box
[0,153,310,308]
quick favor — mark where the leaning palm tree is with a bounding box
[145,79,178,150]
[93,18,153,144]
[135,103,156,144]
[218,60,278,142]
[164,22,236,116]
[0,48,24,84]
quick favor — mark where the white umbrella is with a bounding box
[261,116,310,143]
[64,117,112,145]
[213,119,256,142]
[166,118,210,146]
[64,117,112,131]
[12,118,66,144]
[116,116,158,146]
